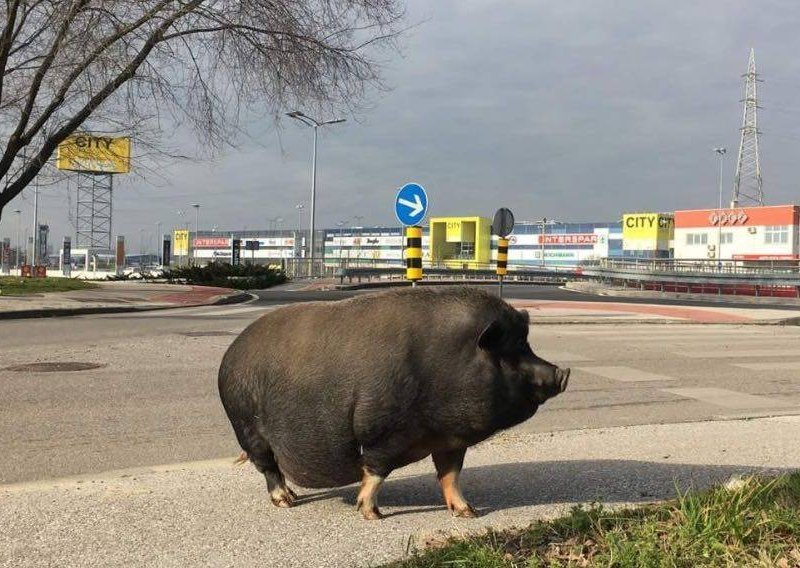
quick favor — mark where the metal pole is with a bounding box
[32,176,38,266]
[309,125,318,275]
[156,222,162,266]
[715,148,726,270]
[540,218,546,267]
[13,209,21,268]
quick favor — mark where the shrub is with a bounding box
[162,262,286,290]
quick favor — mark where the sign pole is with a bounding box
[406,226,423,285]
[496,237,508,298]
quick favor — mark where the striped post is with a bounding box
[497,237,509,276]
[497,237,508,297]
[405,226,423,283]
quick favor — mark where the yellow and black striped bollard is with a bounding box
[405,226,423,284]
[497,237,509,296]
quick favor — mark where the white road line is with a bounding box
[195,306,268,317]
[662,387,794,409]
[734,361,800,370]
[552,328,764,335]
[595,335,789,343]
[576,366,676,382]
[678,349,798,359]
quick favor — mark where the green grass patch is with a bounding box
[386,473,800,567]
[0,276,99,296]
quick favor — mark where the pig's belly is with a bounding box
[271,433,362,488]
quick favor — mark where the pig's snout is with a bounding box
[555,367,570,393]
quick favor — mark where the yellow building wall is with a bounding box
[429,216,491,268]
[622,212,674,251]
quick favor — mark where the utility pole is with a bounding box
[714,147,727,269]
[191,203,200,265]
[732,48,764,206]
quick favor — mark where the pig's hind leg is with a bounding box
[433,448,477,518]
[240,422,297,508]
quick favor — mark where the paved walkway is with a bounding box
[512,299,800,324]
[0,281,245,317]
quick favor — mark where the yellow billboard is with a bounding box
[622,213,674,251]
[173,230,189,256]
[56,134,131,174]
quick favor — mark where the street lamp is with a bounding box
[191,203,200,265]
[336,220,347,268]
[286,111,346,274]
[12,209,21,269]
[155,222,162,266]
[714,148,726,269]
[539,218,558,268]
[295,203,306,258]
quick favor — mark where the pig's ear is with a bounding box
[478,320,505,351]
[518,309,530,325]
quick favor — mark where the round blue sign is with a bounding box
[394,183,429,226]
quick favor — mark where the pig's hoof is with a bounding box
[270,488,296,508]
[451,504,478,518]
[361,507,383,521]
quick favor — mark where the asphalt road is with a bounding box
[2,301,799,485]
[2,297,800,566]
[252,283,800,311]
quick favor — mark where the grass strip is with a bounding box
[385,473,800,567]
[0,276,99,296]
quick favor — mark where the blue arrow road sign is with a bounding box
[394,183,429,226]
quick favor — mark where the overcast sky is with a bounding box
[5,0,800,251]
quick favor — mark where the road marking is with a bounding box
[130,306,268,318]
[576,366,676,382]
[195,306,268,317]
[678,349,798,359]
[662,387,794,409]
[537,351,591,362]
[733,361,800,370]
[596,335,790,344]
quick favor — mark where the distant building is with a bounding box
[621,212,674,259]
[673,204,800,262]
[495,221,623,267]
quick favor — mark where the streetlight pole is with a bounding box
[295,203,305,258]
[714,147,726,270]
[191,203,200,265]
[13,209,21,269]
[540,217,547,267]
[287,111,346,275]
[156,222,162,266]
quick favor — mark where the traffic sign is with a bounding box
[395,183,429,226]
[492,208,515,237]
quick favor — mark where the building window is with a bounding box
[764,225,788,244]
[686,233,708,245]
[720,232,733,244]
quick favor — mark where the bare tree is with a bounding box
[0,0,403,221]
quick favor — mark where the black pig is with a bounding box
[218,286,569,519]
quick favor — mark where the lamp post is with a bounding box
[13,209,21,269]
[156,222,162,266]
[539,218,558,268]
[714,147,726,270]
[191,203,200,265]
[295,203,306,258]
[287,111,346,275]
[336,220,347,268]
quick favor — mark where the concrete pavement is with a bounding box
[2,418,798,568]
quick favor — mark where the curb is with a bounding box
[332,280,564,291]
[0,290,253,321]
